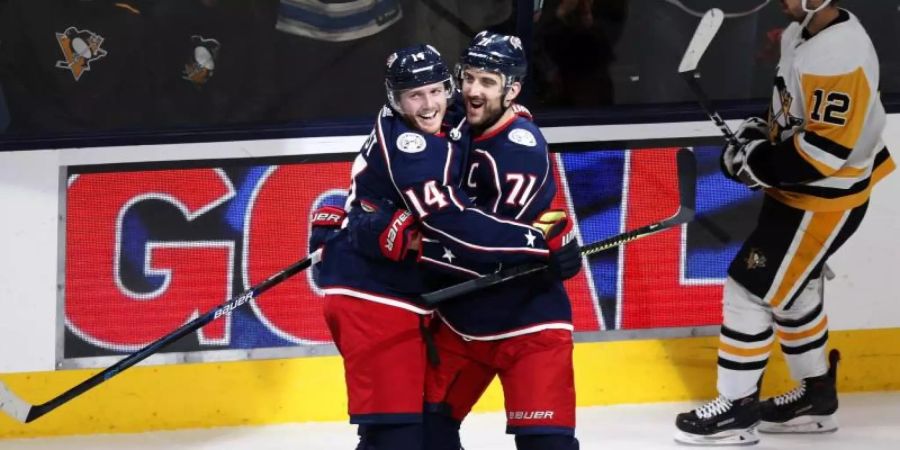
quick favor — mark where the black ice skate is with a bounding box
[674,394,760,446]
[759,349,840,434]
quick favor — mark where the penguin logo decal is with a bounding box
[55,27,108,81]
[182,35,220,87]
[769,76,804,141]
[745,248,767,270]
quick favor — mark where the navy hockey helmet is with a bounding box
[457,31,527,90]
[384,44,455,112]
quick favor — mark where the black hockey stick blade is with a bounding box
[0,250,321,424]
[421,149,697,306]
[580,148,695,257]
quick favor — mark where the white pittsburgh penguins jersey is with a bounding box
[765,9,894,211]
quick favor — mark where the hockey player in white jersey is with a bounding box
[675,0,895,445]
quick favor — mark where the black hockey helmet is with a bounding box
[457,31,527,90]
[384,44,455,112]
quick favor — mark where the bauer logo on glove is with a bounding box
[382,210,413,253]
[311,207,346,227]
[308,205,347,252]
[378,208,418,262]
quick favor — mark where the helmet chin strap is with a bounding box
[800,0,833,30]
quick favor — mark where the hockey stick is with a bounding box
[421,148,697,306]
[0,250,322,424]
[678,9,838,279]
[677,8,740,147]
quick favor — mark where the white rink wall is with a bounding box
[1,117,899,374]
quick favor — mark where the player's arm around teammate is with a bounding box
[352,32,584,450]
[310,43,582,450]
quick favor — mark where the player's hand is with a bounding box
[722,139,771,190]
[378,208,418,262]
[308,205,345,253]
[532,210,582,281]
[721,117,768,180]
[348,198,419,262]
[736,117,769,142]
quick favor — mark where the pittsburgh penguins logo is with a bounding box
[55,27,108,81]
[182,36,220,87]
[745,248,767,270]
[769,76,804,141]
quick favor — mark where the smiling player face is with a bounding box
[397,82,448,134]
[460,67,514,131]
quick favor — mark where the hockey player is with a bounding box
[410,31,581,450]
[674,0,895,445]
[310,44,581,450]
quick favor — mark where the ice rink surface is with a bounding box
[2,392,898,449]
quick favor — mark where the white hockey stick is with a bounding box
[677,8,739,147]
[0,382,31,423]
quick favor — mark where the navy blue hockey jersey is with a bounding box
[315,106,552,313]
[427,108,575,339]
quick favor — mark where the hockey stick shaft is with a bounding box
[419,217,683,306]
[677,8,740,146]
[0,250,321,424]
[681,74,740,147]
[421,149,696,306]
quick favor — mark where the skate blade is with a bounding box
[674,427,759,446]
[759,415,838,434]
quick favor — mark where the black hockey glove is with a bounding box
[721,117,769,182]
[533,210,582,281]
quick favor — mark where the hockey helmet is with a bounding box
[384,44,454,112]
[457,31,527,89]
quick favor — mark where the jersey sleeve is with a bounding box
[750,66,873,185]
[376,118,550,268]
[418,122,558,277]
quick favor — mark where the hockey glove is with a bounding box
[736,117,769,141]
[308,205,346,252]
[348,198,420,262]
[721,117,769,180]
[532,210,582,281]
[724,139,772,190]
[379,208,418,262]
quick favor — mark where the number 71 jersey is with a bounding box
[434,107,576,339]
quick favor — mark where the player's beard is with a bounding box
[466,96,506,135]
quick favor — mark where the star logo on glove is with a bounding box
[442,247,456,263]
[524,230,537,247]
